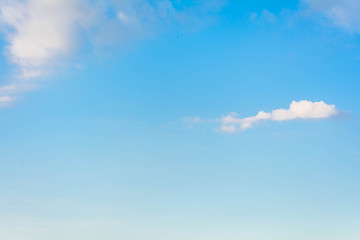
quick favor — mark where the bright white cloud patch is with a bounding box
[0,0,177,78]
[0,0,94,106]
[0,0,225,107]
[220,100,338,133]
[303,0,360,33]
[0,0,92,78]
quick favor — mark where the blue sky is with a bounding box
[0,0,360,239]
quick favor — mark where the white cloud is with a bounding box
[220,100,338,133]
[0,83,37,94]
[0,95,12,102]
[303,0,360,33]
[0,0,92,78]
[181,116,203,129]
[0,0,95,105]
[0,0,224,78]
[182,117,202,124]
[117,11,132,24]
[0,95,15,107]
[250,9,277,23]
[0,0,225,107]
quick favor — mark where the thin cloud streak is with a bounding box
[302,0,360,33]
[219,100,339,133]
[0,95,15,107]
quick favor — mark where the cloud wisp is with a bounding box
[302,0,360,34]
[220,100,339,133]
[0,0,225,107]
[0,95,14,107]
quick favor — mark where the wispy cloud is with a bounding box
[0,0,225,107]
[249,9,278,23]
[219,100,339,133]
[0,95,15,107]
[181,116,203,129]
[0,95,13,102]
[302,0,360,34]
[0,83,38,94]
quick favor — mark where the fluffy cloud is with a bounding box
[0,0,190,78]
[0,0,225,107]
[0,0,94,78]
[302,0,360,33]
[220,100,338,133]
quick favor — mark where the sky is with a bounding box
[0,0,360,239]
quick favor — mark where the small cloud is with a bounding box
[0,96,13,102]
[302,0,360,34]
[0,83,37,95]
[219,125,236,133]
[182,116,202,124]
[219,100,339,133]
[0,95,15,107]
[117,11,131,24]
[250,9,277,23]
[181,116,203,129]
[0,82,37,105]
